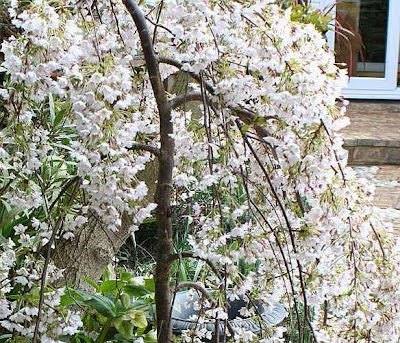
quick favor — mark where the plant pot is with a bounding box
[171,290,287,341]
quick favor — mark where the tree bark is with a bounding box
[53,211,134,290]
[0,6,17,58]
[123,1,175,342]
[52,157,158,290]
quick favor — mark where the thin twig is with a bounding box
[176,282,236,338]
[168,251,223,281]
[33,177,81,343]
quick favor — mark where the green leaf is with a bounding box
[144,278,155,293]
[143,330,157,343]
[0,204,22,232]
[179,261,188,281]
[85,295,116,318]
[103,265,112,281]
[124,284,149,298]
[0,334,12,342]
[83,312,101,332]
[130,299,151,311]
[72,289,93,301]
[52,142,75,152]
[101,280,124,295]
[49,93,55,125]
[136,326,146,337]
[2,213,29,238]
[84,277,101,292]
[240,123,249,133]
[193,260,203,282]
[74,290,117,318]
[113,318,134,340]
[54,108,66,127]
[142,217,156,224]
[120,293,132,308]
[120,270,132,282]
[0,235,7,245]
[0,199,12,213]
[60,292,75,307]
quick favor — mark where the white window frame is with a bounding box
[312,0,400,99]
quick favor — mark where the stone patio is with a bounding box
[342,100,400,232]
[354,166,400,233]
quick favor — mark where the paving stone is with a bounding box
[374,186,400,209]
[394,221,400,233]
[375,166,400,181]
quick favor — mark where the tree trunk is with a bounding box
[53,211,134,290]
[122,2,175,342]
[53,159,158,289]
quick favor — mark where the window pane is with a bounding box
[335,0,389,78]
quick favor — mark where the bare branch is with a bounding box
[164,72,272,137]
[128,142,160,156]
[176,281,213,300]
[370,221,387,261]
[168,252,223,280]
[146,16,177,41]
[169,92,204,110]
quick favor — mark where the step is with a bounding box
[341,101,400,165]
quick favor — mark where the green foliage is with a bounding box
[290,5,332,33]
[282,304,313,343]
[0,92,78,242]
[64,269,156,343]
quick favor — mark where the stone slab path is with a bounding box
[354,166,400,232]
[340,101,400,232]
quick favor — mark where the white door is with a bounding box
[312,0,400,99]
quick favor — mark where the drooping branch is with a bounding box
[33,177,82,343]
[122,1,175,342]
[237,120,318,343]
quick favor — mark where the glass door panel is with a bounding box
[335,0,388,78]
[334,0,400,90]
[398,48,400,86]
